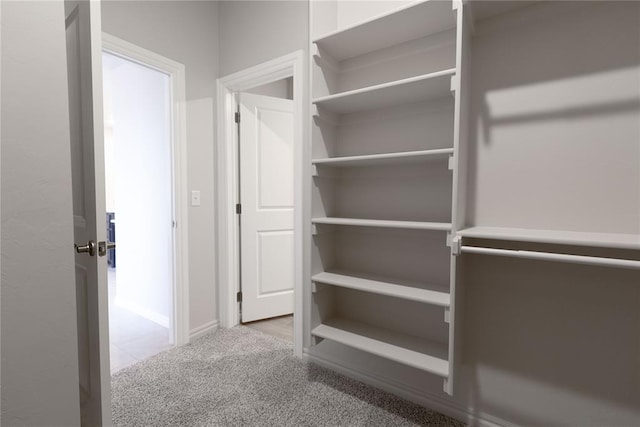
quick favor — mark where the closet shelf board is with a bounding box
[311,318,449,377]
[457,226,640,250]
[312,271,450,307]
[312,69,456,114]
[313,0,456,61]
[312,217,452,231]
[312,148,454,167]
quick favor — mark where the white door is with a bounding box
[65,0,111,425]
[239,93,295,323]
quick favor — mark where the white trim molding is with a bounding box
[189,320,220,341]
[217,50,306,357]
[114,296,170,328]
[102,33,190,346]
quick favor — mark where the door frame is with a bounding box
[102,33,190,346]
[217,50,305,357]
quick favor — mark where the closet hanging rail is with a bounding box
[460,246,640,270]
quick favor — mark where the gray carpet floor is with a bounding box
[111,326,465,426]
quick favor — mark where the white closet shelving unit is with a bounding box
[307,0,471,395]
[306,0,640,422]
[311,271,451,307]
[312,217,452,231]
[312,69,456,114]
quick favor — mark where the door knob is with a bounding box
[98,241,116,257]
[75,240,96,256]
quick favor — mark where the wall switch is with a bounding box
[191,190,201,206]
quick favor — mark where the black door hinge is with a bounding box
[236,291,243,302]
[236,203,242,214]
[235,112,240,123]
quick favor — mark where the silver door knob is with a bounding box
[75,240,96,256]
[98,241,116,257]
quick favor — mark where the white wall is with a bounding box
[104,53,173,324]
[467,1,640,234]
[218,1,308,77]
[1,1,81,425]
[248,77,294,100]
[102,1,219,333]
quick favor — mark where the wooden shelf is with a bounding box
[312,148,453,168]
[313,0,456,62]
[311,318,449,377]
[312,217,452,231]
[457,226,640,250]
[312,69,455,114]
[312,271,450,307]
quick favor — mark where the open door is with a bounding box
[65,0,111,424]
[238,92,295,323]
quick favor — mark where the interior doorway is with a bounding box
[217,51,304,356]
[101,36,189,373]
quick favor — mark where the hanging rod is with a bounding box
[460,246,640,270]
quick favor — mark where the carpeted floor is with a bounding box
[111,326,465,426]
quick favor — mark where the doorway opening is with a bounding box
[101,35,189,373]
[217,51,304,356]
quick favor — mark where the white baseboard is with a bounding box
[304,350,515,427]
[114,295,170,328]
[189,320,219,341]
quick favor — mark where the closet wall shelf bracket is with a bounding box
[448,156,455,171]
[451,236,462,255]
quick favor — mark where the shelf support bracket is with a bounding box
[451,236,462,256]
[443,378,452,396]
[448,155,455,171]
[312,335,323,346]
[311,281,317,293]
[444,307,450,324]
[450,75,459,93]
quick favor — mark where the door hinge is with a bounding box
[236,291,243,302]
[236,203,242,214]
[235,112,240,123]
